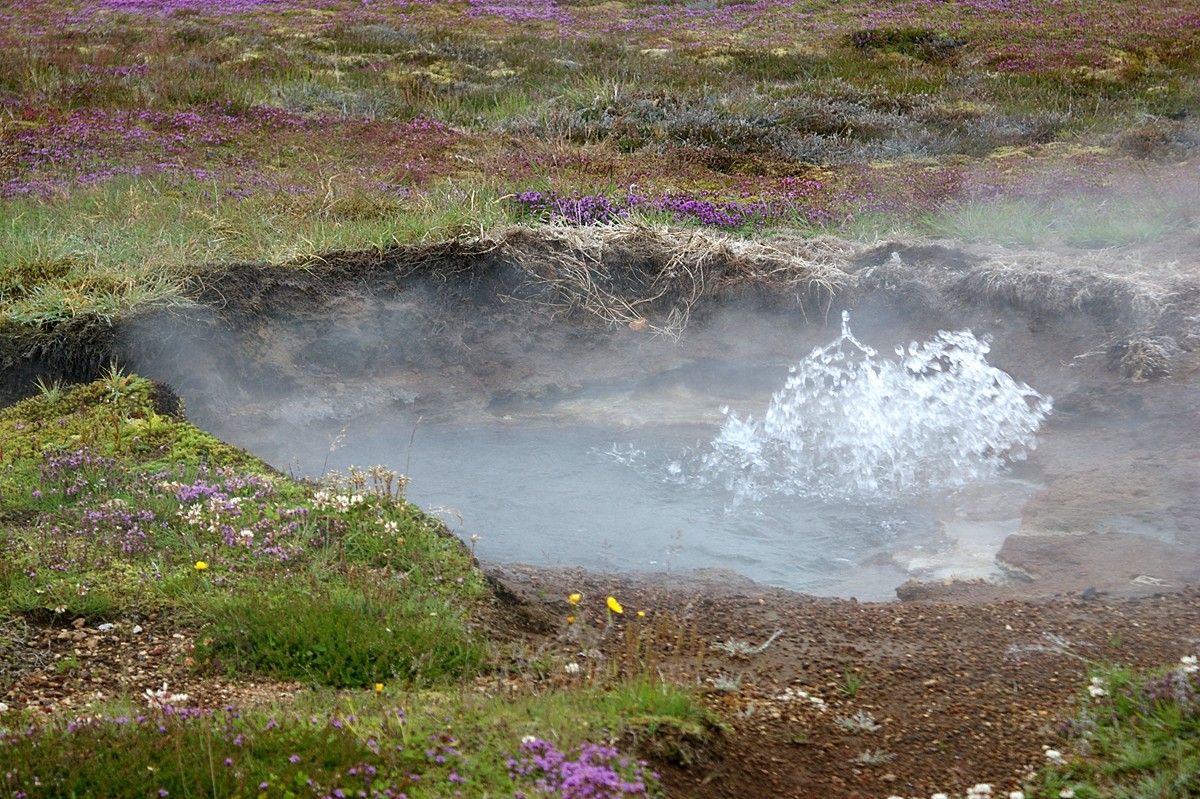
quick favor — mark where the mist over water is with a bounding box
[305,313,1052,599]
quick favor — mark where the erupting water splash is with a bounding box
[703,311,1052,505]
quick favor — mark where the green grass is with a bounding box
[0,174,525,321]
[195,576,485,688]
[1025,659,1200,799]
[0,674,709,798]
[0,374,483,634]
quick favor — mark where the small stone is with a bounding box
[132,625,143,635]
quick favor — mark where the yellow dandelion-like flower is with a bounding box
[375,683,384,693]
[566,615,576,624]
[606,596,623,614]
[637,610,646,618]
[568,593,582,605]
[194,561,208,571]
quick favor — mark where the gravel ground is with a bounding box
[8,566,1198,799]
[489,565,1200,799]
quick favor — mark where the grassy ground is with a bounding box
[2,1,1200,797]
[2,0,1198,324]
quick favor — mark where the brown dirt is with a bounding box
[490,565,1200,799]
[7,570,1200,799]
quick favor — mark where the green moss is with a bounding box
[0,372,277,476]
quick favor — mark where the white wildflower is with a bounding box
[1059,789,1075,799]
[1088,676,1108,698]
[178,505,205,525]
[144,682,189,708]
[564,662,581,674]
[1008,792,1025,799]
[1180,655,1198,674]
[0,702,8,713]
[521,735,537,745]
[773,686,828,711]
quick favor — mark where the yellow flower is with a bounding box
[375,683,384,693]
[606,596,623,614]
[566,615,575,624]
[194,561,208,571]
[568,593,582,605]
[637,610,646,618]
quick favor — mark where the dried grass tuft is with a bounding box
[1107,336,1180,381]
[494,223,849,339]
[958,261,1169,323]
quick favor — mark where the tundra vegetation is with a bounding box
[1,1,1199,796]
